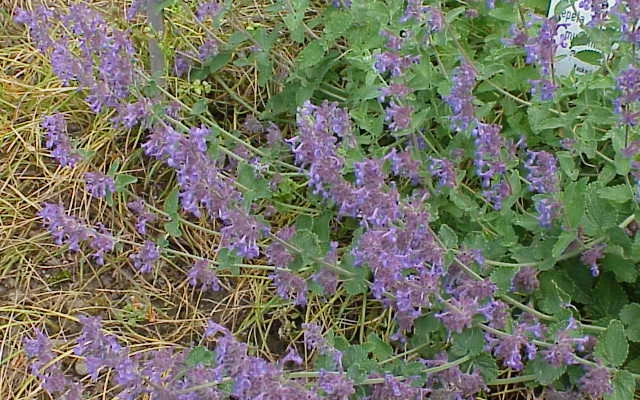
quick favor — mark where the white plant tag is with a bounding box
[547,0,614,76]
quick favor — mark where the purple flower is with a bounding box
[435,297,478,334]
[84,172,115,198]
[578,0,610,26]
[265,122,282,146]
[483,180,511,210]
[187,259,221,291]
[429,157,456,189]
[279,346,303,367]
[614,65,640,125]
[317,370,355,400]
[535,198,561,228]
[127,200,156,235]
[502,24,529,47]
[269,269,307,306]
[129,240,160,274]
[384,102,413,131]
[373,51,420,77]
[266,226,296,268]
[197,38,219,62]
[581,243,607,276]
[196,1,222,21]
[542,319,590,367]
[487,324,536,371]
[89,224,115,265]
[579,366,612,398]
[378,82,411,102]
[472,123,506,187]
[219,208,268,259]
[380,29,405,51]
[23,329,75,395]
[14,7,54,51]
[444,63,477,132]
[524,17,559,76]
[529,78,557,101]
[311,267,338,296]
[242,114,264,134]
[369,374,426,400]
[511,266,539,293]
[42,114,81,167]
[387,149,421,183]
[525,150,558,193]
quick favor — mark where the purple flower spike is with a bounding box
[129,240,160,274]
[196,1,222,21]
[445,63,477,132]
[187,259,221,291]
[579,366,612,398]
[127,200,156,235]
[535,198,561,228]
[84,172,115,198]
[384,102,413,131]
[581,243,607,276]
[525,150,559,193]
[269,269,307,306]
[42,114,81,167]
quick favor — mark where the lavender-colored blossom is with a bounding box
[369,374,426,400]
[578,0,610,26]
[384,102,413,131]
[317,370,355,400]
[581,243,607,276]
[279,346,303,367]
[429,157,456,188]
[23,329,76,395]
[472,123,506,187]
[380,29,405,51]
[535,198,561,228]
[265,122,282,146]
[483,180,511,210]
[129,240,160,274]
[378,82,411,101]
[14,7,54,51]
[197,38,219,61]
[266,226,296,268]
[614,0,640,45]
[373,51,420,77]
[196,1,222,21]
[188,259,221,291]
[312,267,338,296]
[38,203,113,265]
[435,296,478,334]
[542,319,591,367]
[89,224,115,266]
[525,150,558,193]
[127,200,156,235]
[84,172,115,198]
[42,114,81,167]
[400,0,426,22]
[529,78,557,101]
[487,323,536,371]
[387,149,421,183]
[524,17,559,76]
[242,114,264,134]
[511,266,539,293]
[579,366,612,398]
[502,24,529,47]
[614,65,640,125]
[220,208,268,259]
[269,269,307,306]
[444,63,477,132]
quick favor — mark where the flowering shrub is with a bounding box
[10,0,640,398]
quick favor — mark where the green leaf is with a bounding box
[552,230,577,259]
[524,356,566,385]
[574,50,603,64]
[557,151,579,181]
[599,185,634,203]
[451,327,484,356]
[605,370,636,400]
[603,253,638,283]
[595,320,628,367]
[472,353,499,382]
[490,267,517,294]
[107,159,121,177]
[217,248,241,275]
[619,303,640,342]
[588,274,629,318]
[185,346,215,367]
[190,99,209,116]
[115,174,138,192]
[164,220,182,238]
[296,40,325,69]
[438,224,458,249]
[164,187,180,215]
[365,333,393,360]
[537,276,571,316]
[562,179,587,228]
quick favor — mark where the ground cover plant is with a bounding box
[2,0,640,398]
